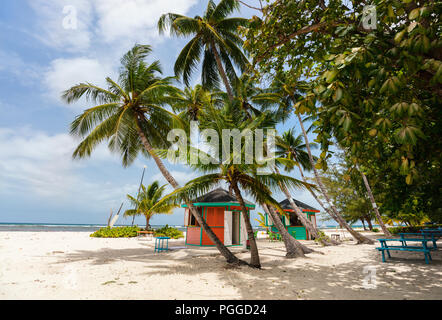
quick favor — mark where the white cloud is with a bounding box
[0,127,123,205]
[33,0,197,104]
[29,0,197,52]
[28,0,93,52]
[43,57,116,105]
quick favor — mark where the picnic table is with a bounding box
[376,238,435,264]
[399,232,438,249]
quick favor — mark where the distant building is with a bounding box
[265,198,319,240]
[182,188,255,246]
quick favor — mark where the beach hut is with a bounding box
[182,188,255,247]
[265,199,319,240]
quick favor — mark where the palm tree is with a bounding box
[172,85,214,122]
[63,44,244,264]
[171,103,314,266]
[160,149,312,267]
[158,0,249,100]
[275,129,337,245]
[124,181,176,230]
[270,75,374,244]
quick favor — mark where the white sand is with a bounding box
[1,231,441,300]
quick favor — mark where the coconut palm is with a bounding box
[158,0,249,99]
[63,44,244,264]
[124,181,176,230]
[172,85,215,122]
[270,75,374,244]
[161,102,315,266]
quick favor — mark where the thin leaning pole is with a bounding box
[131,165,147,226]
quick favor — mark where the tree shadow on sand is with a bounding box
[54,237,442,299]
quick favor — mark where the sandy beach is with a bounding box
[1,230,441,300]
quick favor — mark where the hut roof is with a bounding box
[184,188,255,208]
[279,198,319,212]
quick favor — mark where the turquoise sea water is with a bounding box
[0,223,186,232]
[0,222,378,232]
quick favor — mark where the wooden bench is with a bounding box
[376,238,433,264]
[137,230,154,240]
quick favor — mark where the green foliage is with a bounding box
[313,230,329,246]
[64,44,182,168]
[246,0,442,225]
[158,0,249,90]
[153,225,184,239]
[254,212,269,230]
[90,226,141,238]
[314,152,376,225]
[124,181,177,229]
[371,228,380,233]
[389,224,442,235]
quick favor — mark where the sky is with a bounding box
[0,0,332,227]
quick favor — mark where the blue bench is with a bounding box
[376,238,433,264]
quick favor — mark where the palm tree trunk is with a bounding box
[366,217,373,231]
[273,166,337,245]
[361,219,367,231]
[231,182,261,268]
[358,169,392,237]
[262,203,313,257]
[145,215,151,231]
[210,42,234,101]
[135,118,245,264]
[296,164,337,220]
[295,112,373,244]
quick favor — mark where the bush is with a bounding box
[371,228,379,233]
[90,226,141,238]
[388,224,442,235]
[153,225,184,239]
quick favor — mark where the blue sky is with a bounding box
[0,0,331,227]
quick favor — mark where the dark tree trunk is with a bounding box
[263,204,313,257]
[361,219,367,231]
[145,215,151,231]
[231,182,261,268]
[210,42,234,101]
[366,217,373,231]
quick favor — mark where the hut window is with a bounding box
[288,212,303,226]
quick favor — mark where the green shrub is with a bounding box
[314,230,329,246]
[90,226,141,238]
[371,228,379,233]
[153,225,184,239]
[388,224,442,235]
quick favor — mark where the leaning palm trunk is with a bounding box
[210,42,234,101]
[358,169,392,237]
[135,119,245,264]
[231,183,261,268]
[295,163,344,235]
[262,203,313,257]
[273,166,336,246]
[295,112,373,244]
